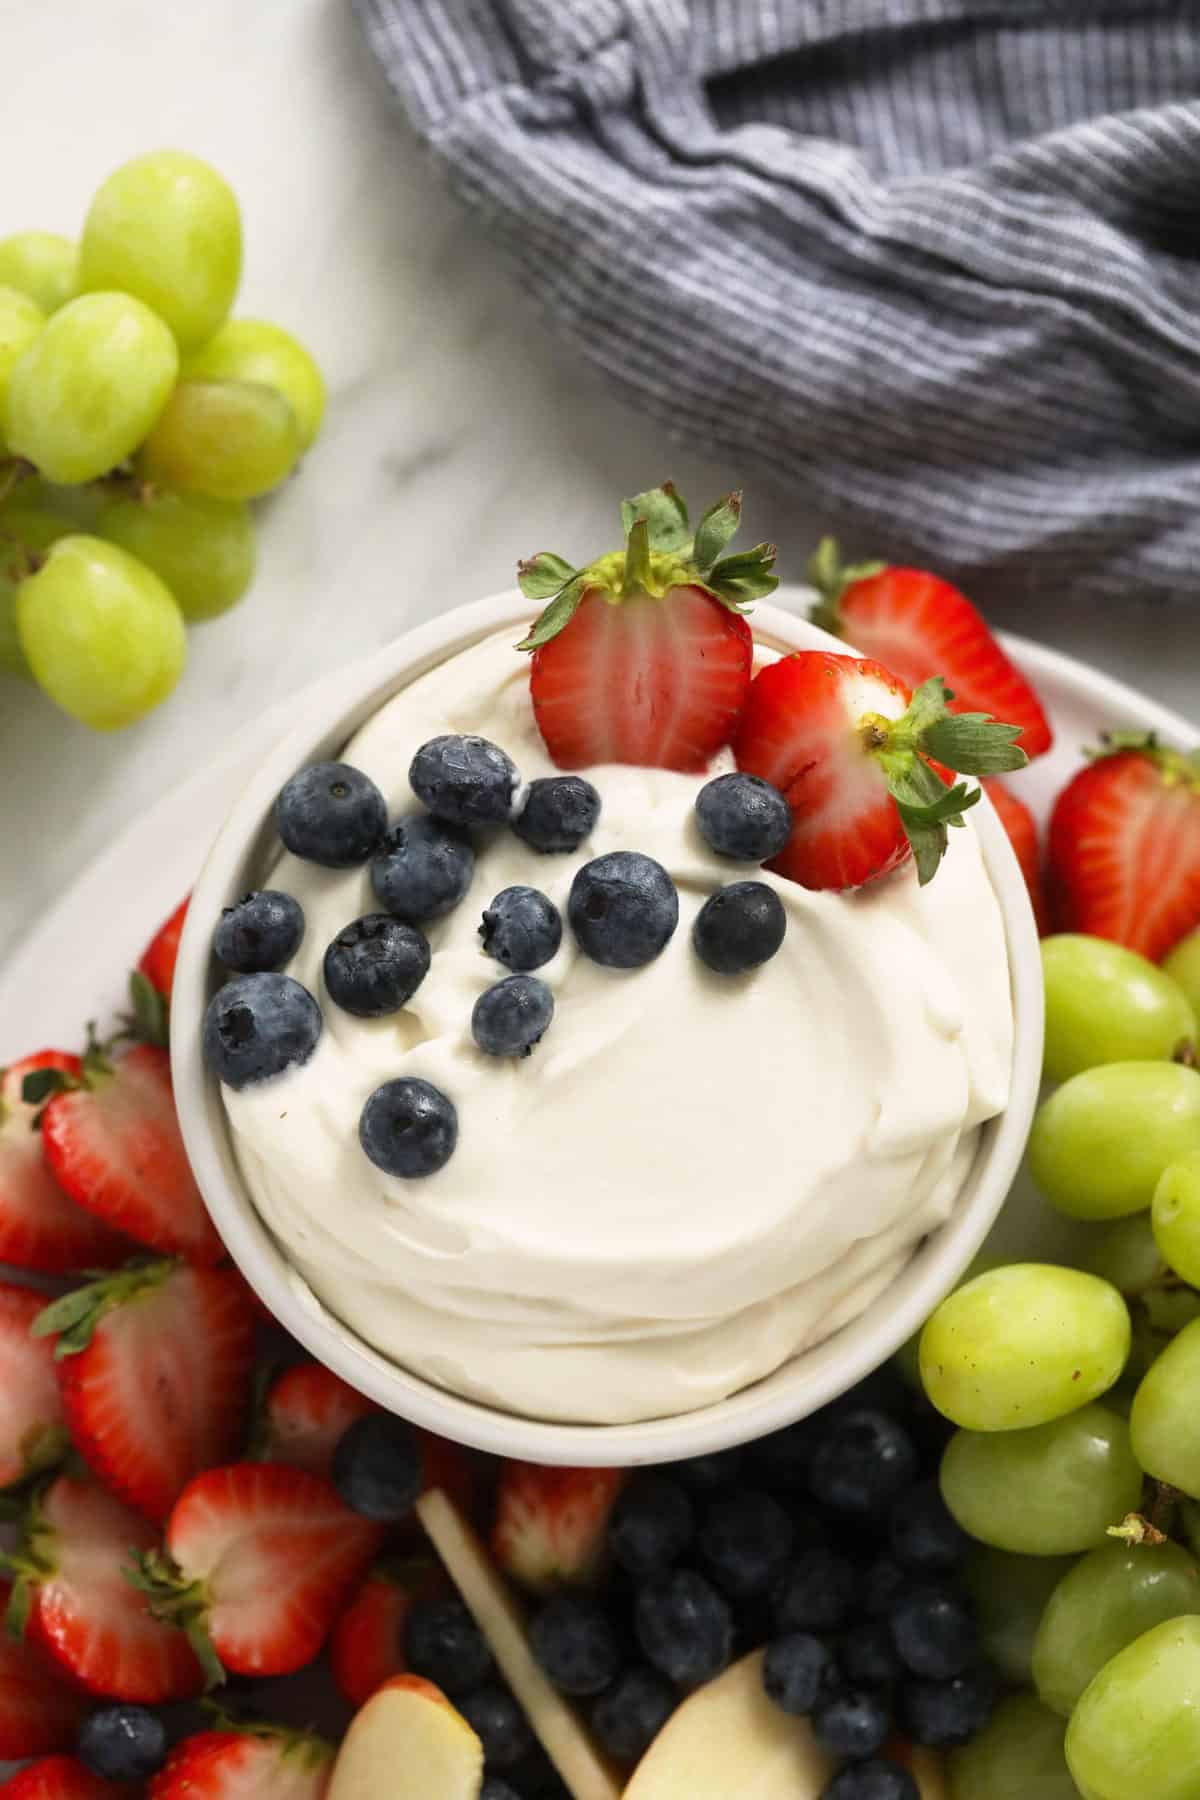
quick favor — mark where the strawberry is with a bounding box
[138,897,189,1002]
[0,1582,87,1761]
[148,1723,333,1800]
[0,1054,128,1274]
[734,653,1027,890]
[36,1260,256,1524]
[1048,735,1200,963]
[330,1557,445,1708]
[135,1462,383,1683]
[983,777,1050,934]
[808,538,1053,759]
[39,1041,223,1265]
[6,1474,203,1702]
[255,1361,377,1480]
[0,1280,68,1489]
[491,1463,626,1594]
[0,1758,126,1800]
[517,484,775,771]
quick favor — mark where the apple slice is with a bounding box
[416,1487,622,1800]
[329,1674,483,1800]
[624,1649,835,1798]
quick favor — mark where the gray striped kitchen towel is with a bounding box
[353,0,1200,604]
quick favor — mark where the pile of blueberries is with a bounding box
[202,733,797,1181]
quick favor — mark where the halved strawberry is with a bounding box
[0,1581,87,1761]
[36,1260,256,1523]
[518,485,774,771]
[0,1054,128,1274]
[491,1463,626,1595]
[330,1556,445,1708]
[0,1757,126,1800]
[255,1361,377,1480]
[0,1280,68,1489]
[148,1723,333,1800]
[6,1475,203,1702]
[734,653,1027,890]
[39,1042,222,1265]
[983,777,1051,934]
[808,539,1053,759]
[1048,735,1200,962]
[138,898,189,1002]
[135,1462,383,1683]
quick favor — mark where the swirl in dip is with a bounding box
[220,629,1013,1424]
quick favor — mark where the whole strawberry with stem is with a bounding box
[518,484,776,771]
[807,537,1053,759]
[735,653,1028,890]
[1048,732,1200,961]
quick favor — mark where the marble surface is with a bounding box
[2,0,1197,957]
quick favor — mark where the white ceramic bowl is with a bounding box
[172,591,1044,1467]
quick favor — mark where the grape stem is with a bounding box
[0,457,32,508]
[1176,1038,1198,1069]
[1107,1510,1169,1547]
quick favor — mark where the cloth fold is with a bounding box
[354,0,1200,602]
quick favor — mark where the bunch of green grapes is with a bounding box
[0,150,325,731]
[903,929,1200,1797]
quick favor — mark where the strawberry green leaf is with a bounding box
[516,576,586,652]
[708,542,779,607]
[128,970,169,1049]
[517,552,577,601]
[20,1067,75,1107]
[34,1259,173,1358]
[806,535,886,631]
[923,709,1028,775]
[620,484,690,554]
[692,491,742,572]
[900,814,951,887]
[622,516,653,598]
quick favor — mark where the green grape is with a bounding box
[1164,928,1200,1019]
[1032,1540,1200,1717]
[15,534,185,730]
[3,292,177,485]
[919,1263,1130,1431]
[949,1692,1078,1800]
[78,150,241,350]
[1142,1282,1200,1336]
[1029,1061,1200,1220]
[940,1404,1142,1555]
[894,1251,1003,1388]
[138,379,300,500]
[1042,934,1197,1082]
[1082,1212,1165,1294]
[965,1548,1075,1686]
[0,286,45,442]
[96,488,255,621]
[184,318,324,449]
[0,232,76,313]
[1152,1150,1200,1286]
[1066,1616,1200,1800]
[1130,1316,1200,1495]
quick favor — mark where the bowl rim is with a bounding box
[171,589,1045,1466]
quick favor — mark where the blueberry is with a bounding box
[609,1474,695,1576]
[276,761,387,867]
[890,1585,977,1680]
[371,815,475,923]
[513,777,601,853]
[862,1555,910,1620]
[813,1686,891,1761]
[472,975,554,1057]
[591,1665,675,1763]
[359,1077,458,1177]
[324,914,431,1017]
[888,1479,969,1573]
[202,972,322,1089]
[568,852,679,969]
[481,1784,524,1800]
[697,1488,794,1599]
[406,1597,493,1694]
[673,1447,744,1494]
[900,1667,996,1747]
[809,1410,919,1520]
[410,734,520,827]
[331,1413,423,1521]
[529,1594,621,1697]
[695,772,793,862]
[635,1569,733,1688]
[78,1704,168,1782]
[822,1758,920,1800]
[839,1620,902,1689]
[480,887,563,972]
[458,1685,535,1770]
[693,881,786,976]
[214,890,305,973]
[762,1633,833,1716]
[745,1419,822,1492]
[773,1548,858,1635]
